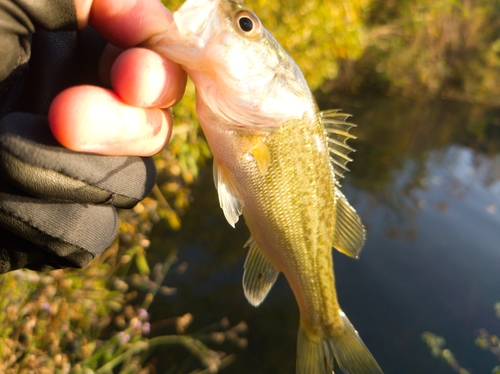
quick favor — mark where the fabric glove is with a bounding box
[0,0,157,272]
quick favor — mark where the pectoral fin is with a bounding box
[249,138,271,175]
[213,161,243,227]
[332,189,366,259]
[242,237,279,307]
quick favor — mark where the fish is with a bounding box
[147,0,383,372]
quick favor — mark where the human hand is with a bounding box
[50,0,187,156]
[0,0,185,272]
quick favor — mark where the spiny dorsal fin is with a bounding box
[242,237,279,307]
[332,189,366,259]
[320,110,357,184]
[213,161,243,227]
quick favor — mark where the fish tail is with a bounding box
[296,311,383,374]
[296,325,332,374]
[329,311,383,373]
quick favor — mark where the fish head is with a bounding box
[148,0,312,129]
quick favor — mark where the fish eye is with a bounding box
[234,10,262,39]
[239,16,254,32]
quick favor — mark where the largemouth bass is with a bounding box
[148,0,383,372]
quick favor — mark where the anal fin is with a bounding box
[332,189,366,259]
[242,237,279,307]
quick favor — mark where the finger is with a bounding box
[75,0,174,47]
[110,48,187,108]
[48,86,172,156]
[98,43,124,87]
[74,0,93,29]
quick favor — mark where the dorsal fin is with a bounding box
[242,237,279,307]
[320,110,357,184]
[213,161,243,227]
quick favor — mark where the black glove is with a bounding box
[0,0,157,272]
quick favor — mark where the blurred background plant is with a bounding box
[0,211,247,373]
[329,0,500,104]
[423,302,500,374]
[3,0,500,372]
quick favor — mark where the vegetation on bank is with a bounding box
[335,0,500,104]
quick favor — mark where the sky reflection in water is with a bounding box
[150,96,500,373]
[341,146,500,373]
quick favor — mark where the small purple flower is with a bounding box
[142,322,151,336]
[137,308,149,321]
[118,331,130,344]
[41,302,52,313]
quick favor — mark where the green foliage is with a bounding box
[336,0,500,103]
[0,268,116,373]
[389,0,498,98]
[144,78,210,231]
[424,303,500,374]
[244,0,369,90]
[422,332,471,374]
[0,247,246,373]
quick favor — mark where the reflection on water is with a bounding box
[148,96,500,373]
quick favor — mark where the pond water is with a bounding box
[148,94,500,373]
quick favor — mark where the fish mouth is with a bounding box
[173,0,220,46]
[144,0,223,68]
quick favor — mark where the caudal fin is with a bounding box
[296,311,383,374]
[296,327,333,374]
[329,311,383,373]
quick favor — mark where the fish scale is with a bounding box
[147,0,384,372]
[241,118,339,338]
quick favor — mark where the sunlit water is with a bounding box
[148,95,500,373]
